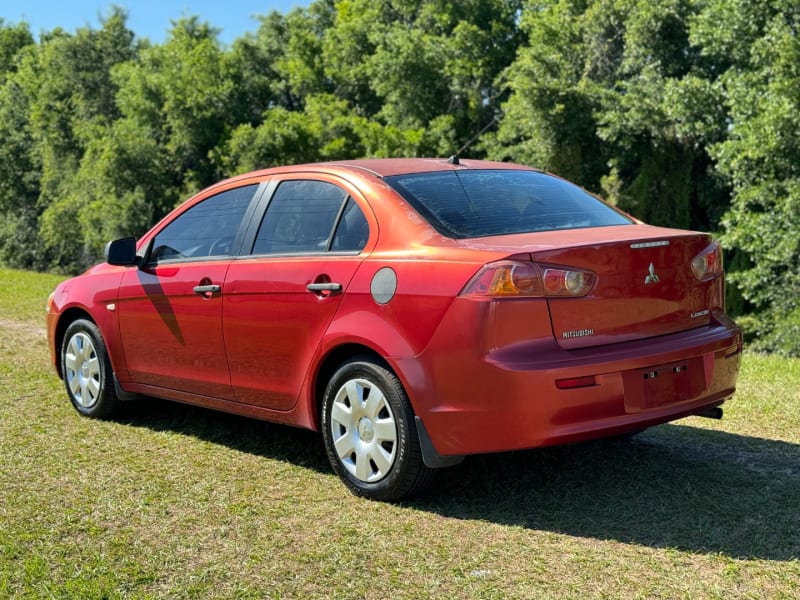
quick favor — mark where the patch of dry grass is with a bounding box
[1,268,798,598]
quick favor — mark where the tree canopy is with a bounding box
[0,1,797,354]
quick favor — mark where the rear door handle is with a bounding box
[306,282,342,294]
[193,284,221,294]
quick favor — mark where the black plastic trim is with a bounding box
[113,374,141,402]
[415,416,464,469]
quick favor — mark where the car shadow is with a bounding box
[413,424,800,561]
[115,399,799,561]
[115,397,330,474]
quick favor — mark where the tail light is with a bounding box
[691,242,723,281]
[460,260,596,298]
[542,267,596,297]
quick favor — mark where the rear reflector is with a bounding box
[556,375,597,389]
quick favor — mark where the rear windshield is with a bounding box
[384,169,632,238]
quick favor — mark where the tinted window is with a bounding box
[150,184,257,261]
[253,180,350,254]
[331,198,369,251]
[385,170,632,238]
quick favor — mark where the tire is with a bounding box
[321,356,434,501]
[61,319,120,419]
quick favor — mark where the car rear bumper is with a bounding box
[397,303,742,457]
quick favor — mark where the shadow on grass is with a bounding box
[115,397,330,474]
[116,399,799,561]
[417,425,800,561]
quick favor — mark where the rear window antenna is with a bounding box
[447,116,499,165]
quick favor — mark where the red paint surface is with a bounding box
[47,159,742,457]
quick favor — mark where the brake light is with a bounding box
[460,260,596,298]
[691,242,723,281]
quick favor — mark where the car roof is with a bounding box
[217,158,537,187]
[317,157,536,177]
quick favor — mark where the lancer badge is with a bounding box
[645,263,660,284]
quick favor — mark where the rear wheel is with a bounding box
[61,319,120,419]
[321,356,434,501]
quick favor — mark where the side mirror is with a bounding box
[104,237,138,266]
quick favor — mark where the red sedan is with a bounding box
[47,158,742,500]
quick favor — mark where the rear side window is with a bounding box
[253,180,368,254]
[150,184,257,262]
[385,170,632,238]
[331,198,370,251]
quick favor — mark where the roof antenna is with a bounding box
[447,115,499,166]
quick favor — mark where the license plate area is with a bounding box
[623,356,706,412]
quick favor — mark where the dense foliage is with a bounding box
[0,1,797,353]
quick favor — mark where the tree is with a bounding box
[0,19,34,82]
[0,10,137,271]
[489,0,728,232]
[703,4,800,354]
[30,9,139,271]
[323,0,523,156]
[0,21,39,268]
[486,0,606,189]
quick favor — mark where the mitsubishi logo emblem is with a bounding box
[644,263,660,285]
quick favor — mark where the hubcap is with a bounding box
[64,332,101,409]
[357,417,375,442]
[330,378,398,483]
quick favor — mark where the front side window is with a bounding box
[253,180,368,254]
[149,184,258,262]
[385,170,632,238]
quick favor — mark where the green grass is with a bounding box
[1,267,798,598]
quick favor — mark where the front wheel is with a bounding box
[61,319,120,419]
[321,357,434,501]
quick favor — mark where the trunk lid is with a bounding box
[528,228,716,349]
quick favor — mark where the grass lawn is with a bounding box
[1,267,798,598]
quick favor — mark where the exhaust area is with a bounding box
[693,406,724,420]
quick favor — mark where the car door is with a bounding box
[117,182,262,399]
[223,176,372,410]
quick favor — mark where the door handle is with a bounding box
[306,282,342,294]
[193,284,221,294]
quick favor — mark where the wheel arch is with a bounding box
[311,343,390,429]
[53,307,96,379]
[309,340,460,470]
